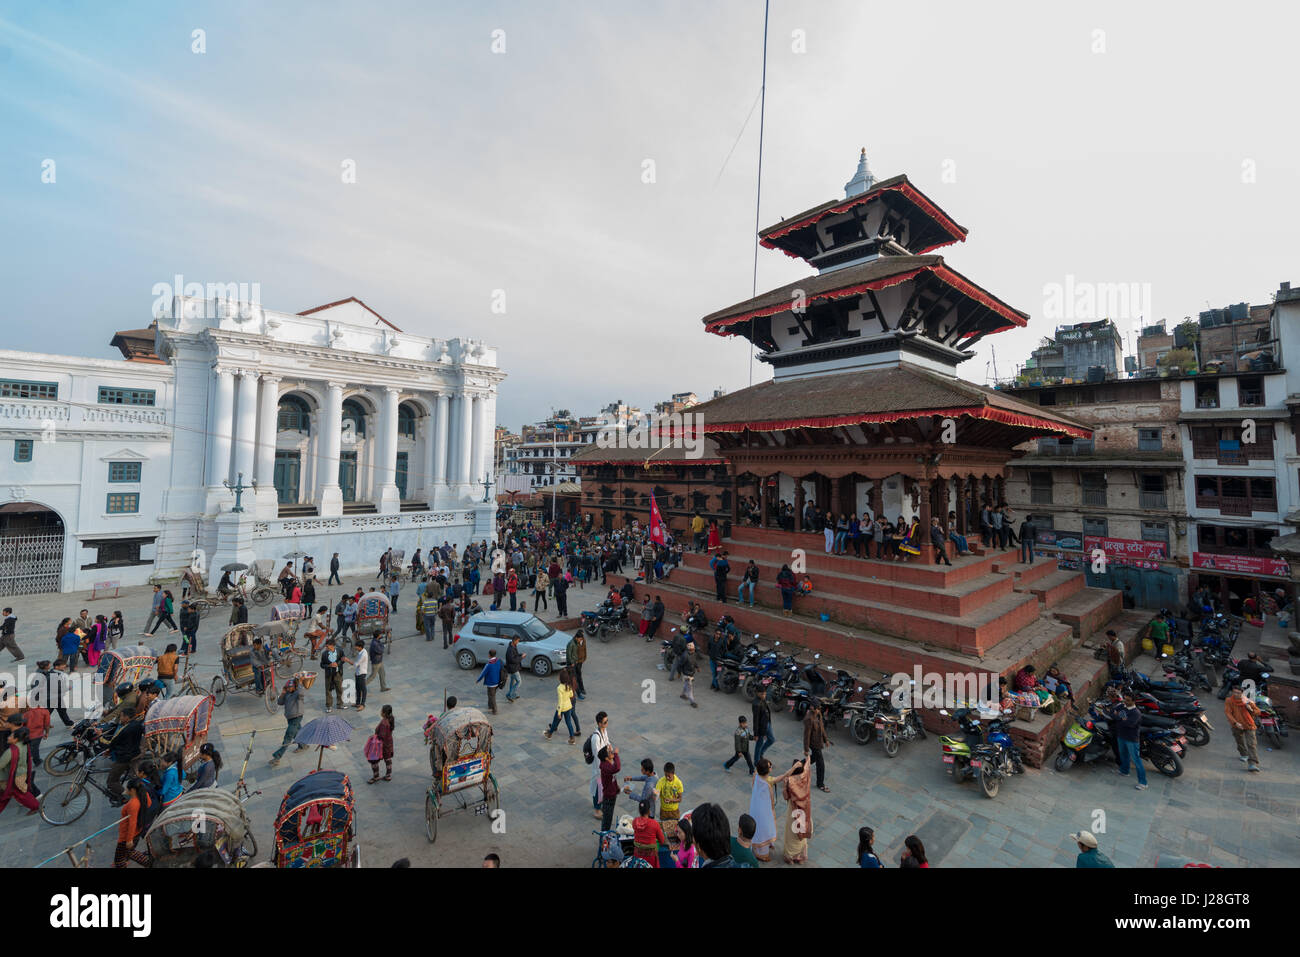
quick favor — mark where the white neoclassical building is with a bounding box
[0,294,503,595]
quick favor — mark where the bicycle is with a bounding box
[40,755,120,826]
[175,655,205,697]
[233,730,263,805]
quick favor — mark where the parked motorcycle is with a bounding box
[1054,702,1185,777]
[582,601,629,639]
[1256,692,1296,749]
[846,677,893,744]
[937,708,1023,799]
[876,704,926,757]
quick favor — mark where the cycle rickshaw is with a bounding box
[273,770,360,868]
[258,604,309,675]
[139,693,215,771]
[93,645,157,712]
[424,706,499,843]
[144,788,256,867]
[356,592,393,654]
[211,624,277,712]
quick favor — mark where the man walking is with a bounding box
[803,701,832,792]
[553,572,569,617]
[387,574,401,611]
[0,607,22,661]
[178,601,199,656]
[350,638,370,712]
[268,677,307,765]
[1112,692,1148,790]
[1225,685,1262,772]
[476,649,503,715]
[438,597,457,649]
[566,631,588,699]
[369,629,390,693]
[752,686,775,764]
[678,640,698,708]
[419,590,440,643]
[504,635,524,702]
[143,585,165,635]
[328,552,342,585]
[320,638,345,714]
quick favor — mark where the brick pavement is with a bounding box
[2,573,1297,868]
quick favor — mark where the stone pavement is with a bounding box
[3,573,1297,868]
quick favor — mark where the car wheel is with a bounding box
[532,656,553,677]
[456,649,477,670]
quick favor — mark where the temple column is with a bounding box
[377,387,401,514]
[871,480,884,526]
[431,392,450,491]
[470,394,487,491]
[232,369,259,489]
[254,375,280,491]
[456,391,474,488]
[207,367,235,488]
[317,381,344,516]
[758,477,768,528]
[794,476,805,532]
[730,475,739,526]
[829,475,842,519]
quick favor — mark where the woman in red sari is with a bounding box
[706,520,721,553]
[0,727,39,816]
[631,799,667,867]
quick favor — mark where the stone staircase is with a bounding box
[612,524,1133,766]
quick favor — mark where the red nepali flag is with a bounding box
[649,493,666,546]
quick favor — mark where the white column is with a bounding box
[254,375,281,488]
[470,394,486,491]
[431,392,450,485]
[208,367,235,487]
[456,391,474,487]
[232,369,259,487]
[378,387,401,513]
[479,392,497,492]
[317,381,344,515]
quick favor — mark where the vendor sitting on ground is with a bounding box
[1013,664,1039,692]
[1040,663,1074,702]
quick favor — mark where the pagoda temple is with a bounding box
[692,149,1092,542]
[605,153,1146,767]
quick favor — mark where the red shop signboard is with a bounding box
[1083,536,1168,562]
[1191,552,1290,578]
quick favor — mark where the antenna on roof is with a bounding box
[747,0,770,389]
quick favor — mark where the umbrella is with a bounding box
[283,551,306,560]
[294,714,355,768]
[221,562,249,572]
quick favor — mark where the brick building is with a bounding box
[571,438,729,534]
[1001,377,1188,609]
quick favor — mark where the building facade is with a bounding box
[0,295,503,594]
[1001,377,1188,609]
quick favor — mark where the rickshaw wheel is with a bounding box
[487,777,500,814]
[251,586,276,607]
[425,791,439,843]
[349,844,361,868]
[263,681,278,713]
[239,830,258,863]
[210,675,227,706]
[194,600,211,620]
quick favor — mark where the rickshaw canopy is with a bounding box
[356,593,391,617]
[251,559,277,580]
[143,694,214,769]
[97,645,157,687]
[222,623,256,651]
[274,770,356,868]
[144,788,251,867]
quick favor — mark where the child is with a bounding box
[87,616,108,668]
[674,818,698,868]
[724,715,755,774]
[654,762,684,825]
[622,758,658,815]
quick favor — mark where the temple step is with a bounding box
[1017,569,1088,609]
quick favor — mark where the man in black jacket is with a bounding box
[752,686,774,764]
[320,638,345,713]
[504,635,524,702]
[228,597,248,627]
[645,596,665,642]
[106,716,145,803]
[178,602,200,655]
[712,551,731,603]
[707,628,728,691]
[929,518,952,566]
[328,552,342,585]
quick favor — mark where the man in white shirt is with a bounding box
[589,711,612,819]
[350,639,370,712]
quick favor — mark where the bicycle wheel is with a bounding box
[273,655,295,679]
[264,679,278,713]
[40,780,91,825]
[44,742,85,777]
[210,675,227,707]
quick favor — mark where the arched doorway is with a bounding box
[0,503,64,595]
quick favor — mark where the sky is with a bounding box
[3,0,1298,431]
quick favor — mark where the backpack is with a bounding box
[137,785,163,834]
[582,735,596,765]
[369,637,384,662]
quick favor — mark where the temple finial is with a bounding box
[845,148,875,198]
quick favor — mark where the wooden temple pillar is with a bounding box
[957,476,970,535]
[871,480,884,525]
[758,477,768,528]
[829,474,843,520]
[730,474,739,526]
[793,476,805,534]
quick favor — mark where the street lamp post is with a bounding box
[223,472,254,513]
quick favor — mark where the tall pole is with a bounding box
[748,0,771,388]
[551,420,558,522]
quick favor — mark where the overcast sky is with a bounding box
[3,1,1298,430]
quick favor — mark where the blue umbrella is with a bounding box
[294,715,355,768]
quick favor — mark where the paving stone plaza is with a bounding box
[4,574,1296,869]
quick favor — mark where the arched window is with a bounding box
[277,395,311,434]
[342,399,367,438]
[398,403,417,439]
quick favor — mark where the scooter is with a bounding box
[937,707,1023,799]
[1054,702,1185,777]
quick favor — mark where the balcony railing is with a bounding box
[1082,488,1108,507]
[1139,491,1167,509]
[1218,496,1250,516]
